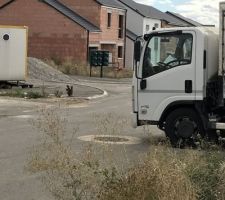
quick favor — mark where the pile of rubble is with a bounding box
[28,57,75,83]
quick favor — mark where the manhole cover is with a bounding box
[94,136,129,142]
[12,115,33,119]
[78,135,142,145]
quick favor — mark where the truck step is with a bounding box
[210,122,225,130]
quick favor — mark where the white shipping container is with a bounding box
[0,26,28,81]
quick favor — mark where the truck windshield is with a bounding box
[142,33,193,78]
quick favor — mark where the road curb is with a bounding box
[28,79,108,100]
[86,90,108,100]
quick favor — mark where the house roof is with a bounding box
[166,11,203,27]
[0,0,13,8]
[117,0,187,26]
[95,0,125,10]
[43,0,101,32]
[126,29,138,41]
[162,12,190,27]
[0,0,101,32]
[118,0,164,19]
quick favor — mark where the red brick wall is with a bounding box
[100,7,125,42]
[60,0,101,27]
[0,0,88,63]
[0,0,9,6]
[89,7,126,68]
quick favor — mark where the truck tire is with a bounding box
[165,108,205,148]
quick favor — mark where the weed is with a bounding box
[40,83,48,98]
[0,88,46,99]
[27,109,225,200]
[54,89,63,98]
[94,112,128,136]
[26,91,44,99]
[45,59,133,78]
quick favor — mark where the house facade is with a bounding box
[116,0,192,68]
[61,0,126,68]
[0,0,126,68]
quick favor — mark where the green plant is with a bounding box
[185,150,224,200]
[26,91,44,99]
[54,89,63,98]
[50,55,63,66]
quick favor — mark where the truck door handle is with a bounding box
[140,79,147,90]
[185,80,192,93]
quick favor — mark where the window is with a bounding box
[118,46,123,58]
[142,33,193,78]
[118,15,124,38]
[107,13,112,28]
[146,25,150,32]
[154,23,159,29]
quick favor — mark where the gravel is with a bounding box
[28,57,76,83]
[26,58,103,98]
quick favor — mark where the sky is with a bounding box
[134,0,223,26]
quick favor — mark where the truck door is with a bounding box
[138,31,196,122]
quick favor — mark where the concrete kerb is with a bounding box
[72,83,108,100]
[86,90,108,100]
[29,79,108,100]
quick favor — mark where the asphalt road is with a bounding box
[0,76,164,200]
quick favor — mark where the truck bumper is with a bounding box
[132,113,138,128]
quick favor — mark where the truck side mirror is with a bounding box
[134,40,141,62]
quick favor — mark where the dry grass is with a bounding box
[98,147,198,200]
[94,112,129,136]
[45,58,133,78]
[27,108,225,200]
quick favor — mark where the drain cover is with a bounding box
[94,136,129,142]
[78,135,142,145]
[13,115,33,119]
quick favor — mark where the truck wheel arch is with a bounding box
[158,101,200,130]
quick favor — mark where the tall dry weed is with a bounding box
[27,108,225,200]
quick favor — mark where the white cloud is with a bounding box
[135,0,222,26]
[158,0,173,5]
[175,0,222,26]
[134,0,155,5]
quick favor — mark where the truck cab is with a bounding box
[132,27,221,147]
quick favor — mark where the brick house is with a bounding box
[60,0,127,68]
[0,0,126,67]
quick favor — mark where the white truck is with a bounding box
[0,26,29,88]
[132,2,225,147]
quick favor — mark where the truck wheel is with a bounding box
[165,108,205,148]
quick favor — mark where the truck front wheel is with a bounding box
[165,108,205,148]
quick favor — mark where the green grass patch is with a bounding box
[0,88,48,99]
